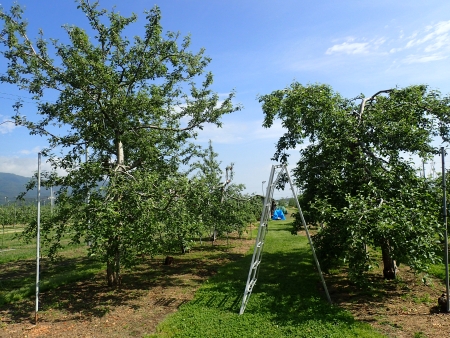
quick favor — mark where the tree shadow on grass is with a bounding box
[182,242,360,328]
[0,243,250,324]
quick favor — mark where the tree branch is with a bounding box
[357,89,392,124]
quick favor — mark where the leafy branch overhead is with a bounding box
[0,0,240,173]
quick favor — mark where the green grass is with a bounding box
[426,242,450,282]
[0,225,40,263]
[428,261,447,282]
[149,219,385,338]
[0,226,105,306]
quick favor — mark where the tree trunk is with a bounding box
[211,227,217,245]
[116,137,124,167]
[106,259,116,286]
[106,136,124,287]
[106,237,121,287]
[381,241,397,280]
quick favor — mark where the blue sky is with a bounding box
[1,0,450,198]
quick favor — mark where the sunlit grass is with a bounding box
[149,219,386,338]
[0,226,105,306]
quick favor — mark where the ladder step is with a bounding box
[256,241,263,248]
[252,260,260,269]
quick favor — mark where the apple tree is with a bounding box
[260,82,449,282]
[0,1,239,286]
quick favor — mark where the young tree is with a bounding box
[0,1,239,286]
[191,140,261,242]
[260,82,449,282]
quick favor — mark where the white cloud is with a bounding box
[373,37,386,47]
[19,146,41,155]
[0,156,61,177]
[326,41,370,55]
[325,36,387,56]
[402,53,447,64]
[0,118,17,134]
[404,21,450,50]
[424,34,450,52]
[310,20,450,71]
[196,119,285,145]
[433,21,450,35]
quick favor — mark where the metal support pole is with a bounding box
[50,186,54,215]
[86,145,92,246]
[442,147,449,312]
[35,153,42,324]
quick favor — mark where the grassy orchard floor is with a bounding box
[150,219,383,338]
[2,218,450,337]
[0,219,383,337]
[0,225,104,307]
[0,224,258,337]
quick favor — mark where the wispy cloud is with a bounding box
[405,21,450,49]
[196,119,285,144]
[0,156,63,177]
[0,118,16,134]
[325,37,386,55]
[19,146,41,155]
[402,53,448,64]
[326,41,369,55]
[395,20,450,64]
[284,20,450,76]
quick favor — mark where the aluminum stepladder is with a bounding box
[239,164,332,315]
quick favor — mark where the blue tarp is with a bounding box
[272,209,286,220]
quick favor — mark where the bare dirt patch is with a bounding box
[0,235,254,338]
[326,260,450,337]
[295,224,450,337]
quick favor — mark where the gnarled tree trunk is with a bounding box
[381,240,397,280]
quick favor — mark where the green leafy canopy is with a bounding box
[261,82,450,282]
[0,1,241,286]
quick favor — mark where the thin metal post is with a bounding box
[442,147,449,312]
[86,145,92,246]
[35,153,42,324]
[50,186,54,215]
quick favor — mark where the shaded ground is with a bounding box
[295,227,450,337]
[327,265,450,338]
[0,236,254,338]
[2,225,450,337]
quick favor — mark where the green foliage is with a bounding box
[190,140,262,241]
[0,1,240,286]
[150,221,384,338]
[288,197,298,207]
[260,82,449,282]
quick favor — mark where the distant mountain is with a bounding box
[0,172,52,204]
